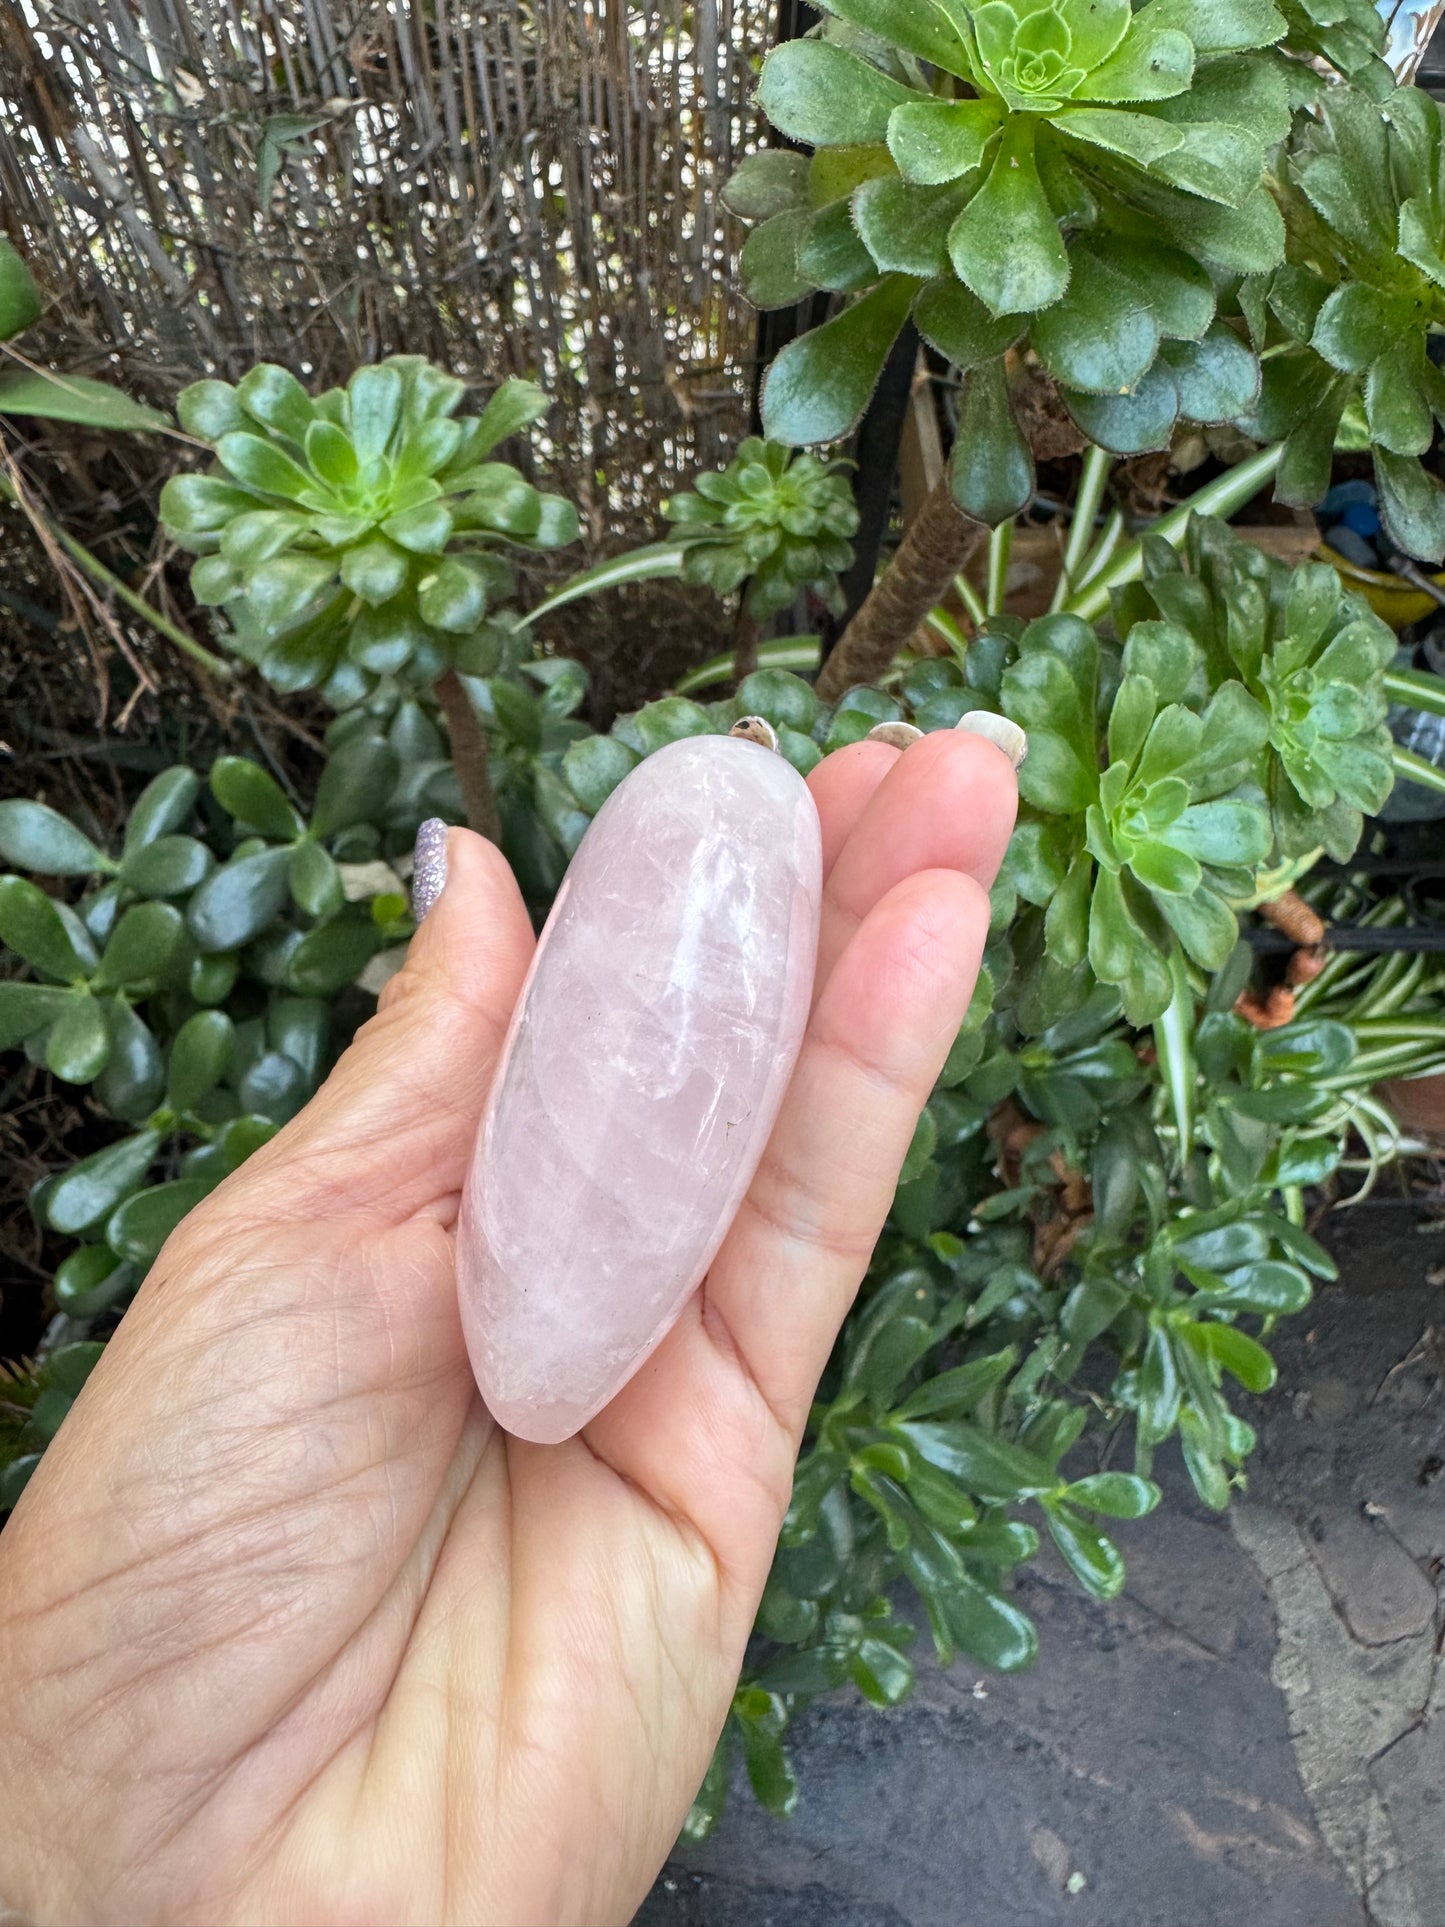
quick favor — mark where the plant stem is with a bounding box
[817,476,986,702]
[1052,445,1112,612]
[1065,445,1285,622]
[1074,507,1125,594]
[435,668,502,843]
[732,602,761,684]
[925,605,971,672]
[1384,665,1445,716]
[1391,742,1445,795]
[1153,951,1195,1157]
[48,521,234,678]
[952,569,987,629]
[986,518,1013,618]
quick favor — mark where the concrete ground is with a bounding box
[639,1200,1444,1927]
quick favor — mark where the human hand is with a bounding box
[0,726,1016,1927]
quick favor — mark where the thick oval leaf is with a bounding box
[1065,1471,1161,1518]
[948,123,1069,317]
[215,430,313,500]
[91,901,184,992]
[721,149,812,222]
[313,734,400,839]
[1076,25,1193,102]
[949,358,1034,525]
[346,363,404,464]
[106,1178,213,1267]
[288,840,344,919]
[176,379,244,440]
[852,178,962,280]
[282,915,381,997]
[0,981,70,1047]
[1160,323,1259,425]
[52,1243,135,1319]
[1045,1502,1127,1600]
[0,876,93,982]
[167,1008,236,1112]
[1193,1319,1277,1392]
[237,362,315,441]
[757,40,914,148]
[44,994,110,1083]
[46,1129,162,1236]
[739,209,815,310]
[93,998,164,1123]
[237,1048,309,1123]
[562,734,639,814]
[186,846,293,953]
[896,1417,1056,1500]
[762,275,917,446]
[941,1570,1039,1671]
[887,97,999,184]
[123,767,201,853]
[267,997,331,1084]
[210,757,305,840]
[1062,359,1179,453]
[1033,249,1160,395]
[1205,1260,1312,1315]
[1091,234,1214,341]
[0,801,108,876]
[915,278,1024,372]
[120,834,213,898]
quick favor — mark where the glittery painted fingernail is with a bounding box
[411,818,449,922]
[956,710,1028,770]
[866,721,924,749]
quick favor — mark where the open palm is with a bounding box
[0,729,1015,1927]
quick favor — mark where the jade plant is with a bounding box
[0,738,424,1501]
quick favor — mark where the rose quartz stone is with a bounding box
[457,734,823,1443]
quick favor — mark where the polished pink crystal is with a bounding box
[457,734,822,1443]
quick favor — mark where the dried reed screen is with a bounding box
[0,0,770,540]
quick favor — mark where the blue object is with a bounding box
[1320,479,1379,516]
[1324,524,1378,568]
[1339,499,1382,538]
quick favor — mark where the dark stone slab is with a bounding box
[642,1465,1361,1927]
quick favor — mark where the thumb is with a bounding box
[237,825,536,1226]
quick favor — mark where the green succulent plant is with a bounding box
[1275,0,1390,79]
[1116,518,1398,858]
[996,610,1271,1024]
[662,437,859,619]
[1252,84,1445,558]
[725,0,1311,520]
[160,358,580,705]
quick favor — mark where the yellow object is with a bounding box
[1317,542,1445,628]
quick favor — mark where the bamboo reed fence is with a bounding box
[0,0,773,542]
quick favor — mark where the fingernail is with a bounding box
[411,818,449,922]
[956,710,1028,770]
[866,721,924,749]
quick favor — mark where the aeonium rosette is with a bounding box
[663,438,859,620]
[726,0,1345,521]
[161,358,579,707]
